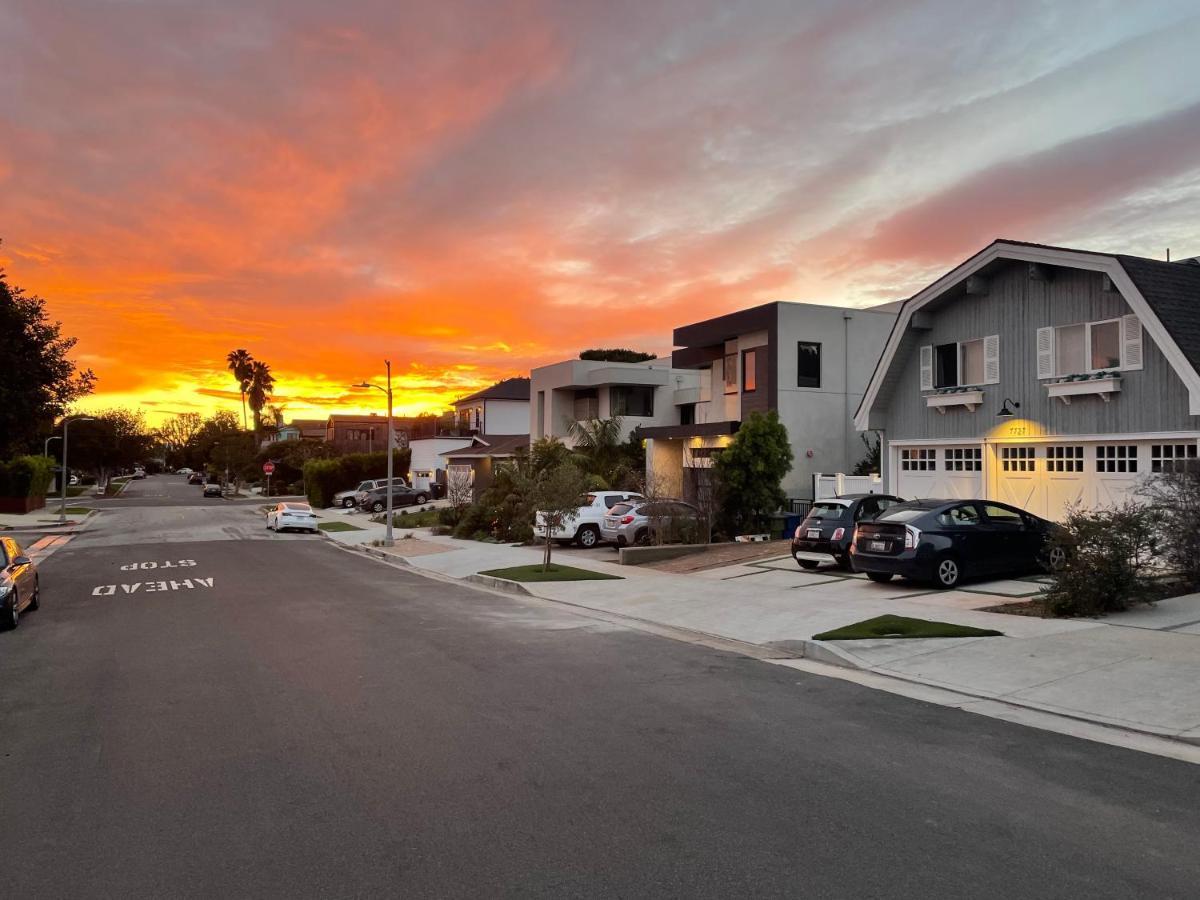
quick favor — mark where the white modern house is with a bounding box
[452,377,530,435]
[529,356,700,446]
[855,239,1200,520]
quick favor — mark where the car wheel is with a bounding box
[576,526,600,549]
[415,493,428,505]
[634,529,650,546]
[866,572,893,583]
[834,553,852,570]
[372,501,385,513]
[1045,545,1068,573]
[28,577,40,611]
[3,595,18,630]
[933,555,961,590]
[342,497,356,508]
[796,558,820,570]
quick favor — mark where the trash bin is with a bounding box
[430,482,446,500]
[783,514,804,538]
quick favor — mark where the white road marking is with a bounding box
[119,560,197,570]
[92,577,214,596]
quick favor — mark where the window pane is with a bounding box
[724,354,738,392]
[743,350,757,392]
[1091,321,1121,370]
[935,343,958,388]
[983,504,1021,522]
[797,342,821,388]
[1055,324,1085,376]
[961,339,984,386]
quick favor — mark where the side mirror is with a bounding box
[12,555,32,566]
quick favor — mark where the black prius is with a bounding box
[791,494,904,569]
[849,499,1067,589]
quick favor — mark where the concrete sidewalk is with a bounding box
[324,523,1200,745]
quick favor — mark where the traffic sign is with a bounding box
[262,462,275,475]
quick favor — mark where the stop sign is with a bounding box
[263,462,275,475]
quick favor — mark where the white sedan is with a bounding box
[266,502,319,534]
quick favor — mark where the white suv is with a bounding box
[534,491,644,548]
[332,477,409,509]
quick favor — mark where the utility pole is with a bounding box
[351,361,396,546]
[60,416,95,524]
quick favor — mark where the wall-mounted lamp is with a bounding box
[996,397,1021,418]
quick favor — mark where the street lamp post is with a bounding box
[352,360,395,546]
[60,416,95,524]
[44,435,63,498]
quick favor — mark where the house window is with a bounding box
[679,403,695,426]
[1151,444,1198,473]
[1054,319,1123,375]
[724,353,738,394]
[900,448,936,471]
[610,385,654,417]
[743,350,757,392]
[797,342,821,388]
[935,339,984,388]
[1096,445,1138,473]
[944,448,982,471]
[573,389,599,421]
[1047,445,1084,473]
[1001,446,1036,472]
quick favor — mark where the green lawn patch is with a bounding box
[479,564,622,583]
[374,507,442,527]
[319,521,365,532]
[814,614,1003,641]
[65,485,88,497]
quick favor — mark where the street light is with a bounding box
[44,435,62,457]
[60,416,95,524]
[351,359,395,546]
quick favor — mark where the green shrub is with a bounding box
[1139,467,1200,592]
[303,449,411,507]
[1040,503,1160,617]
[0,455,54,497]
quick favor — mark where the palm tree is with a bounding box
[226,349,254,430]
[568,416,625,485]
[246,360,276,434]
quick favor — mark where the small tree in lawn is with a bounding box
[714,411,793,536]
[446,466,474,525]
[531,461,589,572]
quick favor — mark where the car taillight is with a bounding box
[904,525,921,550]
[620,515,635,524]
[793,525,803,539]
[832,527,845,541]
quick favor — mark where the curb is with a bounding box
[465,573,533,596]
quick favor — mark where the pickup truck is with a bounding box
[534,491,645,548]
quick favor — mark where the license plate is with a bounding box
[869,540,888,552]
[807,529,821,539]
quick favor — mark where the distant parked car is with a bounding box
[357,484,429,513]
[333,477,409,509]
[187,472,205,485]
[132,467,146,479]
[535,491,645,548]
[178,468,193,476]
[202,478,223,498]
[1,536,39,630]
[267,501,319,534]
[792,494,904,570]
[68,474,79,486]
[601,499,703,547]
[850,499,1067,589]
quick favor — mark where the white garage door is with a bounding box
[894,445,983,501]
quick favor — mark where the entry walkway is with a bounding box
[323,524,1200,745]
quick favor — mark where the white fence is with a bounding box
[812,472,883,500]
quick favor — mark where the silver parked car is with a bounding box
[1,536,40,630]
[332,477,409,509]
[600,500,703,547]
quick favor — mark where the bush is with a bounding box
[1139,467,1200,592]
[303,449,411,507]
[1040,503,1160,617]
[0,455,54,497]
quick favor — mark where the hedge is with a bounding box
[0,455,55,497]
[303,449,411,508]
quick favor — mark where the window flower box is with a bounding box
[1044,372,1122,405]
[924,388,984,414]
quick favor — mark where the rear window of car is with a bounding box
[875,507,928,523]
[808,502,847,520]
[282,504,310,512]
[609,503,633,516]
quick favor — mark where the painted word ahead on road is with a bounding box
[92,558,215,596]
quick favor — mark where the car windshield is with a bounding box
[807,502,847,520]
[875,507,928,523]
[357,481,373,491]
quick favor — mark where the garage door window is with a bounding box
[1096,445,1138,473]
[1047,445,1084,473]
[1001,446,1035,472]
[944,448,982,471]
[900,448,936,471]
[1151,443,1199,473]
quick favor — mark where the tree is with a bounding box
[246,360,275,434]
[156,413,204,468]
[852,432,881,476]
[567,416,625,486]
[578,349,657,363]
[0,267,96,457]
[67,409,154,484]
[529,461,589,571]
[1139,465,1200,591]
[226,349,253,430]
[714,411,793,535]
[446,466,475,520]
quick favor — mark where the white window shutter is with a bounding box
[919,345,934,391]
[983,334,1000,384]
[1036,327,1055,379]
[1120,314,1143,370]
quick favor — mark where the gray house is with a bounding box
[855,240,1200,520]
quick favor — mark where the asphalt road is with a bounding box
[3,477,1199,898]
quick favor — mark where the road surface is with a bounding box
[2,475,1198,898]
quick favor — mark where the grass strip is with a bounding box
[814,614,1002,641]
[479,564,622,583]
[319,521,365,532]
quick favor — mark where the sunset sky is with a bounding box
[5,1,1200,425]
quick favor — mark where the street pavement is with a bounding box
[3,477,1200,898]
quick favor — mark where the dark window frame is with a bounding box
[797,341,821,388]
[610,385,655,418]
